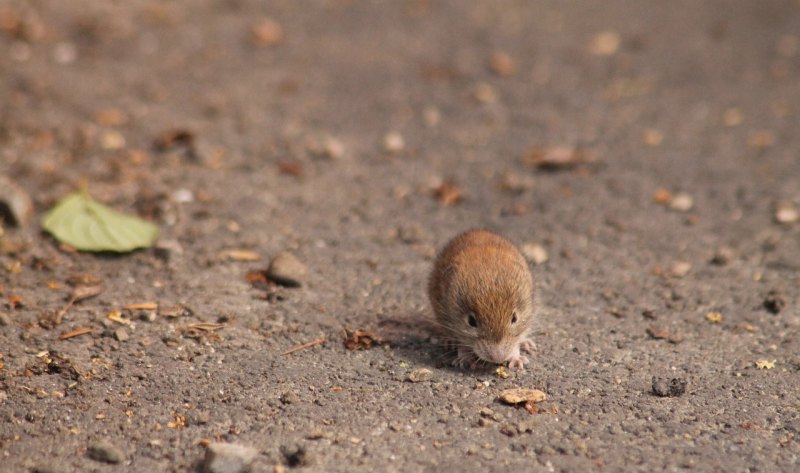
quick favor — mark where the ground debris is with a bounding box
[407,368,433,382]
[432,181,463,206]
[281,336,326,356]
[280,444,312,468]
[521,146,597,170]
[499,388,546,405]
[202,442,257,473]
[0,174,34,227]
[755,359,776,370]
[651,377,687,397]
[763,289,785,314]
[58,327,94,340]
[343,329,387,351]
[87,440,126,464]
[266,252,308,287]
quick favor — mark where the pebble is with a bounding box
[307,135,344,160]
[0,175,34,227]
[763,289,785,314]
[651,377,687,397]
[472,82,498,104]
[710,246,734,266]
[202,442,258,473]
[489,51,516,76]
[670,261,692,278]
[87,440,126,464]
[669,193,694,212]
[280,445,312,467]
[589,30,621,56]
[382,132,405,154]
[114,328,129,342]
[407,368,433,383]
[0,312,11,326]
[774,201,799,224]
[521,243,548,265]
[250,18,284,47]
[266,252,308,287]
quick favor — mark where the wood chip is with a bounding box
[124,302,159,310]
[281,336,326,356]
[185,322,226,332]
[221,249,261,261]
[59,327,94,340]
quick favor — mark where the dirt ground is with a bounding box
[1,1,799,472]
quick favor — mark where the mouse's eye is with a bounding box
[467,313,478,328]
[511,311,518,324]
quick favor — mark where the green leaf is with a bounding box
[42,192,159,252]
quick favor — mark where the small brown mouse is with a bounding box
[429,229,535,369]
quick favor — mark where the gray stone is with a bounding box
[87,440,126,464]
[266,252,308,287]
[203,442,258,473]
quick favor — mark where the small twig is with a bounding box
[59,327,94,340]
[281,336,326,356]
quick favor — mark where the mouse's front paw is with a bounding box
[508,355,529,369]
[520,338,536,353]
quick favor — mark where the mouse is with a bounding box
[428,229,536,369]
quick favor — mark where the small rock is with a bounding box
[114,328,129,342]
[669,193,694,212]
[203,442,258,473]
[0,312,11,326]
[774,201,799,224]
[306,135,344,160]
[670,261,692,278]
[280,445,312,468]
[589,30,621,56]
[472,82,498,104]
[279,391,299,405]
[763,289,785,314]
[398,224,427,244]
[407,368,433,383]
[189,410,211,425]
[266,252,308,288]
[710,246,734,266]
[489,51,516,76]
[250,18,284,47]
[0,175,34,227]
[651,377,687,397]
[382,132,405,154]
[498,388,546,405]
[521,243,548,265]
[87,440,126,464]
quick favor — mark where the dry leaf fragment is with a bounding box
[521,146,596,170]
[185,322,225,332]
[755,359,775,370]
[124,302,158,310]
[343,329,387,351]
[499,388,547,405]
[495,366,510,379]
[158,304,192,318]
[432,182,463,206]
[705,311,723,324]
[221,249,261,261]
[69,284,104,303]
[59,327,94,340]
[107,310,131,325]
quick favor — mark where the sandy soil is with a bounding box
[1,1,799,472]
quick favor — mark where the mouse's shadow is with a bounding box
[378,313,497,375]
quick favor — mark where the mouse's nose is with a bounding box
[486,346,510,364]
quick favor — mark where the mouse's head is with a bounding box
[442,266,534,364]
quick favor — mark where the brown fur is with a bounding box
[428,230,534,363]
